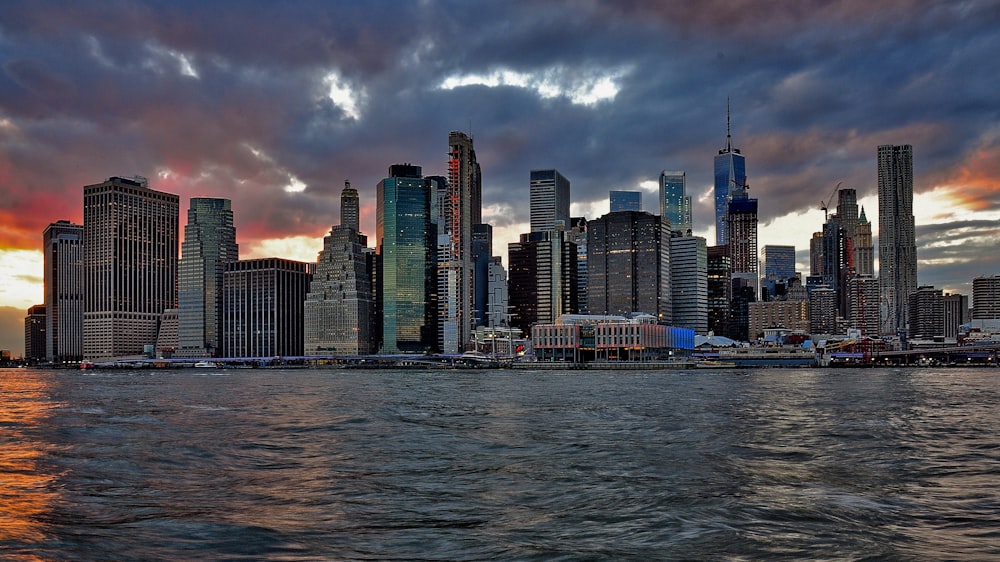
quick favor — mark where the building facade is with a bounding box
[670,235,708,334]
[507,230,578,333]
[377,165,437,353]
[908,286,944,339]
[222,258,312,358]
[847,275,880,337]
[83,176,179,360]
[878,144,917,335]
[177,198,238,357]
[659,171,691,235]
[972,275,1000,319]
[530,169,571,232]
[610,190,642,213]
[854,207,875,277]
[445,132,482,351]
[24,304,46,363]
[587,211,671,322]
[714,106,747,245]
[43,220,83,363]
[707,245,731,336]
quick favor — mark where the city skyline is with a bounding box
[3,1,1000,353]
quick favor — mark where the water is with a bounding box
[1,367,998,560]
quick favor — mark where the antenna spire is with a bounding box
[726,97,732,152]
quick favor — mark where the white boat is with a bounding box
[194,361,217,368]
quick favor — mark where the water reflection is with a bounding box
[0,369,59,559]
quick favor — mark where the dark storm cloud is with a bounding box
[0,0,998,277]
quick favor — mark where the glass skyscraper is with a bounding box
[178,197,238,357]
[714,106,747,245]
[659,171,691,234]
[610,190,642,213]
[377,164,436,353]
[43,220,83,363]
[530,169,571,232]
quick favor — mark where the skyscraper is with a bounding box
[507,230,577,332]
[83,176,179,360]
[472,223,493,327]
[762,244,796,301]
[854,207,875,277]
[610,190,642,213]
[43,220,83,363]
[707,245,731,337]
[377,164,437,353]
[177,198,238,357]
[727,185,758,303]
[659,171,691,235]
[587,211,671,322]
[445,131,482,351]
[877,144,917,335]
[24,304,46,363]
[714,102,747,245]
[972,275,1000,319]
[304,182,374,355]
[670,234,708,334]
[530,169,570,232]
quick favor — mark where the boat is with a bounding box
[193,361,217,368]
[695,360,737,369]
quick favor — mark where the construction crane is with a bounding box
[820,181,842,221]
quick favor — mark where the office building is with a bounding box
[155,308,179,357]
[810,286,838,335]
[659,171,691,234]
[472,223,492,327]
[714,103,747,245]
[83,176,179,360]
[972,275,1000,319]
[588,211,671,322]
[530,169,571,232]
[610,190,642,213]
[762,245,796,301]
[878,144,917,335]
[748,296,810,341]
[707,245,731,336]
[304,183,374,355]
[727,185,758,301]
[377,164,437,353]
[809,232,824,277]
[487,256,509,328]
[24,304,46,363]
[177,198,238,357]
[222,258,312,358]
[943,292,969,339]
[670,234,708,334]
[43,220,83,363]
[568,217,588,314]
[507,230,577,333]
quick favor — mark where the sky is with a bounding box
[2,0,1000,355]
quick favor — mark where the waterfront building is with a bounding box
[854,207,875,277]
[587,211,671,323]
[908,286,944,339]
[507,230,577,333]
[444,132,482,351]
[530,169,571,232]
[377,164,437,353]
[610,190,642,213]
[155,308,179,357]
[43,220,83,363]
[846,275,880,337]
[304,182,374,355]
[943,292,969,339]
[659,171,691,235]
[809,286,838,335]
[531,314,694,363]
[670,234,708,334]
[222,258,312,358]
[972,275,1000,319]
[748,295,810,341]
[707,245,731,337]
[24,304,46,363]
[177,197,238,357]
[83,176,179,360]
[878,144,917,335]
[714,102,747,245]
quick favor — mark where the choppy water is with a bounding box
[1,367,998,560]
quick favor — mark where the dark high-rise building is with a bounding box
[714,102,747,245]
[178,198,238,357]
[377,164,437,353]
[43,220,83,363]
[530,169,571,232]
[472,223,492,327]
[304,182,374,355]
[610,190,642,213]
[727,186,758,302]
[707,245,731,336]
[659,171,691,235]
[670,234,708,334]
[588,211,671,322]
[908,286,944,339]
[222,258,312,358]
[847,275,880,337]
[24,304,46,363]
[445,132,481,351]
[507,230,577,333]
[810,287,838,335]
[878,144,917,335]
[83,176,179,360]
[568,217,588,314]
[762,245,796,301]
[942,292,969,339]
[809,231,824,277]
[854,207,875,277]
